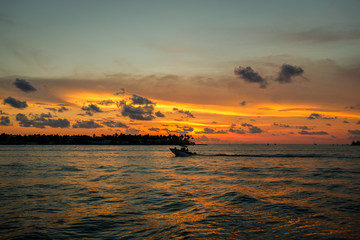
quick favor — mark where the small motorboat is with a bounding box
[170,146,196,157]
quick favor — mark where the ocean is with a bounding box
[0,144,359,239]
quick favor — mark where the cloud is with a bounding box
[241,123,253,127]
[343,120,350,124]
[102,120,128,128]
[155,111,165,117]
[81,104,102,116]
[98,100,114,106]
[117,94,157,121]
[162,125,194,135]
[229,124,246,134]
[249,126,263,134]
[58,106,69,112]
[3,97,28,109]
[46,106,69,112]
[72,120,103,129]
[13,78,37,92]
[195,127,227,134]
[296,126,312,130]
[0,110,8,115]
[114,88,126,95]
[148,127,160,132]
[357,121,360,125]
[307,113,337,120]
[234,66,268,88]
[240,101,247,106]
[173,108,195,118]
[275,64,304,83]
[273,123,290,128]
[0,116,10,126]
[121,102,155,120]
[16,113,70,128]
[288,27,360,43]
[130,94,155,105]
[273,123,313,130]
[298,130,328,135]
[346,104,360,110]
[348,130,360,135]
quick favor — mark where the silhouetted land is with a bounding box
[351,141,360,146]
[0,133,194,145]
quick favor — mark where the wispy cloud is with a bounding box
[288,27,360,43]
[298,130,328,135]
[173,108,195,118]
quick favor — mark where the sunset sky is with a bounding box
[1,0,360,144]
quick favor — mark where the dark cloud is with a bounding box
[121,102,155,120]
[234,66,268,88]
[58,106,69,112]
[196,127,227,134]
[276,64,304,84]
[241,123,253,127]
[131,94,155,105]
[81,104,102,116]
[273,123,291,128]
[13,78,37,92]
[343,120,350,124]
[240,101,247,106]
[273,123,312,130]
[298,130,328,135]
[114,88,126,95]
[296,126,312,130]
[229,124,246,134]
[249,126,263,134]
[148,127,160,132]
[307,113,337,120]
[155,111,165,117]
[102,120,128,128]
[46,106,69,112]
[173,108,195,118]
[162,125,194,135]
[357,121,360,125]
[3,97,28,109]
[0,116,10,126]
[72,120,103,129]
[348,129,360,135]
[117,94,156,121]
[16,113,70,128]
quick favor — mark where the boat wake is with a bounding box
[195,153,360,159]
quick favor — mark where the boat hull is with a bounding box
[170,148,195,157]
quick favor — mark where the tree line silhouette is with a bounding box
[0,133,194,145]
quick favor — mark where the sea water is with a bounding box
[0,144,359,239]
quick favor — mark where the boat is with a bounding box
[170,146,196,157]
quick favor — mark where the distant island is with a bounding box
[0,133,194,145]
[351,141,360,146]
